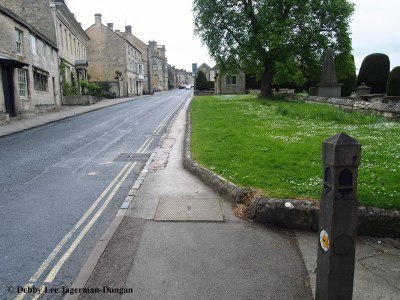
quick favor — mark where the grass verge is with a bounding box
[190,94,400,209]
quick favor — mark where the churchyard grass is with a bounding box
[190,94,400,209]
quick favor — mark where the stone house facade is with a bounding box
[0,0,90,99]
[198,63,211,81]
[215,71,246,95]
[85,14,144,97]
[122,25,150,94]
[0,5,60,120]
[53,1,90,91]
[148,41,168,92]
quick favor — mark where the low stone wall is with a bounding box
[183,99,400,237]
[63,95,99,106]
[306,96,400,119]
[194,91,215,96]
[251,198,400,237]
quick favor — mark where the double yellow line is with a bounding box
[15,138,153,300]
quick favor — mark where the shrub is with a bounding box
[357,53,390,94]
[386,67,400,96]
[335,53,356,97]
[196,70,208,90]
[80,81,102,97]
[207,81,215,90]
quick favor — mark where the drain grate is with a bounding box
[114,153,151,162]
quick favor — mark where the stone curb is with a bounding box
[183,99,400,238]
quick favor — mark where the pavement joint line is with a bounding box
[64,92,192,300]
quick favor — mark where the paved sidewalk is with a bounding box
[0,95,147,137]
[67,97,399,300]
[73,99,312,300]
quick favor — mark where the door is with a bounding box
[1,66,16,117]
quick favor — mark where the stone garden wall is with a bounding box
[280,94,400,120]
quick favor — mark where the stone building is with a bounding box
[148,41,168,92]
[210,64,218,82]
[121,25,151,94]
[0,5,60,120]
[86,14,144,97]
[198,63,211,81]
[215,70,246,95]
[168,65,177,89]
[0,0,90,98]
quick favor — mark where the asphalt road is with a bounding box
[0,89,191,299]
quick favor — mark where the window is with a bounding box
[17,69,28,97]
[31,34,37,54]
[226,75,236,84]
[33,70,49,92]
[15,29,23,54]
[65,29,68,50]
[43,43,47,57]
[59,24,63,46]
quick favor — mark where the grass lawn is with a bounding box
[190,94,400,209]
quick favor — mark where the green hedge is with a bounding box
[387,67,400,96]
[357,53,390,94]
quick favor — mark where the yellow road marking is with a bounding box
[44,161,138,282]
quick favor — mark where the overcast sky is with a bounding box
[66,0,399,72]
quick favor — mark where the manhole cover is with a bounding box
[154,197,224,222]
[114,153,151,162]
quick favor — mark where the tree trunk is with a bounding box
[259,65,273,98]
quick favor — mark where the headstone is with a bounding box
[312,48,343,97]
[320,48,337,85]
[316,133,361,300]
[355,83,371,99]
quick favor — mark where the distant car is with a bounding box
[179,85,185,89]
[185,85,192,90]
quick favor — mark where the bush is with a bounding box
[196,70,208,90]
[207,81,215,90]
[387,67,400,96]
[80,81,102,97]
[335,53,356,97]
[357,53,390,94]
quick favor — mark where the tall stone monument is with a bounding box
[314,48,342,97]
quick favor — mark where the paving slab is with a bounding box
[154,197,224,221]
[296,230,400,299]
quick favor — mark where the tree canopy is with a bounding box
[193,0,355,97]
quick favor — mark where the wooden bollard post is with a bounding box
[316,133,361,299]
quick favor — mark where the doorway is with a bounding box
[1,66,16,117]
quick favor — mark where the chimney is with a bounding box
[107,23,114,31]
[125,25,132,34]
[95,13,102,25]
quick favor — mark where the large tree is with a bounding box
[193,0,355,98]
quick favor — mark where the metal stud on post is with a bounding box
[316,133,361,300]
